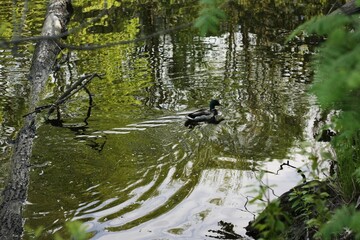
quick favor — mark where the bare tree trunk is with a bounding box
[0,1,72,239]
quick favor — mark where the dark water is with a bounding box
[0,1,339,239]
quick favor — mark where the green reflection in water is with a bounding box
[0,0,343,239]
[0,0,48,192]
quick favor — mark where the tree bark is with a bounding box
[0,1,72,239]
[331,0,360,15]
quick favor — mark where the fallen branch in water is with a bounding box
[47,73,103,117]
[22,73,103,118]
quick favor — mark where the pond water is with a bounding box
[0,1,338,239]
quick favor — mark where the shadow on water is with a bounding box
[207,221,243,239]
[0,1,342,239]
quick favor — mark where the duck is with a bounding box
[184,99,224,128]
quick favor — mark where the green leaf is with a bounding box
[287,14,352,42]
[54,233,64,240]
[306,218,320,228]
[194,0,225,36]
[319,205,355,239]
[0,21,13,38]
[249,194,263,204]
[34,226,45,238]
[320,192,329,198]
[65,221,90,240]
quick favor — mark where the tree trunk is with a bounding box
[0,1,72,239]
[331,0,360,15]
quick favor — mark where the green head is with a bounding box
[209,99,221,110]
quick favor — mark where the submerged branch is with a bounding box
[22,73,102,118]
[46,73,103,117]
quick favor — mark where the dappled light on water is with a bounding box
[0,1,339,239]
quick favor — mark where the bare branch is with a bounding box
[48,73,102,114]
[60,22,193,50]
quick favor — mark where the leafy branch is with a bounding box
[194,0,226,36]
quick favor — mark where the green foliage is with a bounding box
[64,221,90,240]
[250,200,290,240]
[317,205,360,240]
[288,5,360,240]
[0,21,12,39]
[288,181,330,230]
[25,225,45,239]
[194,0,226,36]
[354,167,360,184]
[289,11,360,196]
[26,221,90,240]
[250,180,332,239]
[248,171,290,240]
[287,14,353,41]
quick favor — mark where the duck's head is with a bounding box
[209,99,221,110]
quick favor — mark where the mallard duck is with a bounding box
[184,99,224,128]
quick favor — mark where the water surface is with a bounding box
[0,1,337,239]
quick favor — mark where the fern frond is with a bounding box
[194,0,226,36]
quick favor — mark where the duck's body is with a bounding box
[187,108,217,119]
[184,100,223,128]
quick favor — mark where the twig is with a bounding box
[22,73,103,118]
[276,160,307,183]
[327,0,340,15]
[47,73,103,117]
[22,104,53,117]
[239,193,256,218]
